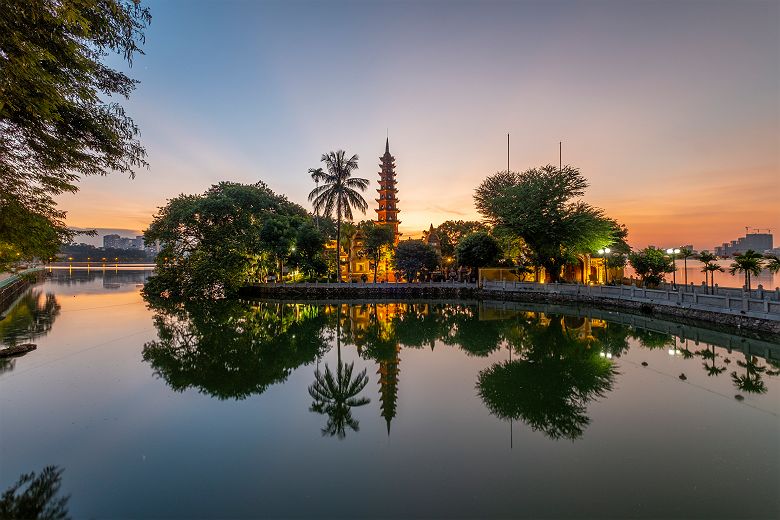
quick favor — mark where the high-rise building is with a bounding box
[375,138,401,244]
[714,232,773,256]
[103,234,122,249]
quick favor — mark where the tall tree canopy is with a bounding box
[308,151,369,281]
[455,231,502,269]
[0,0,151,261]
[474,165,623,282]
[425,220,489,257]
[393,240,439,281]
[144,182,309,299]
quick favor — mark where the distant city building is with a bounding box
[103,233,149,251]
[715,232,773,256]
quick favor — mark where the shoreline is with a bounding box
[238,282,780,336]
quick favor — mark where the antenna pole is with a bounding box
[507,133,510,173]
[559,141,562,170]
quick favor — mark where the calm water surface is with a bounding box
[1,269,778,519]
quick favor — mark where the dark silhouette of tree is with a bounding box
[731,354,767,394]
[0,466,70,520]
[308,305,370,438]
[308,151,369,282]
[696,345,726,377]
[308,360,370,439]
[729,250,764,291]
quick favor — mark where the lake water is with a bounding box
[1,269,778,519]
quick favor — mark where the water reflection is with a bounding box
[141,296,780,441]
[0,291,61,374]
[141,296,329,399]
[478,313,617,440]
[0,466,70,520]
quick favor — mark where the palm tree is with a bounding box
[697,251,719,294]
[308,360,371,438]
[679,247,694,287]
[702,262,724,294]
[765,254,780,275]
[308,151,369,282]
[729,250,764,291]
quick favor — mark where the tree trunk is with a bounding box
[373,253,378,283]
[336,205,342,283]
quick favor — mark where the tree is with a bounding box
[393,240,439,281]
[764,254,780,275]
[474,165,622,282]
[729,250,764,291]
[426,220,489,257]
[628,247,675,288]
[679,247,694,286]
[455,232,502,269]
[698,251,722,294]
[144,182,309,299]
[259,216,297,282]
[0,466,70,520]
[359,221,395,282]
[291,223,327,280]
[0,198,72,269]
[308,151,369,282]
[1,0,151,259]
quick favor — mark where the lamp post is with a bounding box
[597,247,611,284]
[666,248,680,289]
[290,246,297,283]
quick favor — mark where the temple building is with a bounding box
[375,138,401,245]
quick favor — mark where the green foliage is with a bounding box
[291,223,327,280]
[628,246,675,287]
[0,291,60,348]
[0,198,72,269]
[455,232,502,269]
[729,250,764,291]
[359,221,395,282]
[0,465,70,520]
[393,240,440,281]
[477,315,616,440]
[427,220,489,257]
[143,182,310,299]
[0,0,151,260]
[697,251,723,294]
[141,297,329,400]
[474,165,623,282]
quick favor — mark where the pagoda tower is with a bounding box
[375,138,401,244]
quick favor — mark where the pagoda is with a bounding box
[375,138,401,244]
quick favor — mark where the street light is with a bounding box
[597,247,611,284]
[666,248,680,288]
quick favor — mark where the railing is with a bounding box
[481,280,780,321]
[250,281,477,289]
[0,267,44,290]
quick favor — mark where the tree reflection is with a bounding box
[731,354,768,394]
[309,361,370,439]
[308,306,370,439]
[696,345,727,377]
[0,291,60,347]
[477,315,617,441]
[142,296,329,399]
[0,466,70,520]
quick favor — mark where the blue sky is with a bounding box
[63,0,780,249]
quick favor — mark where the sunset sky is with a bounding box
[60,0,780,250]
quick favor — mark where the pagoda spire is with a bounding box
[375,138,401,244]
